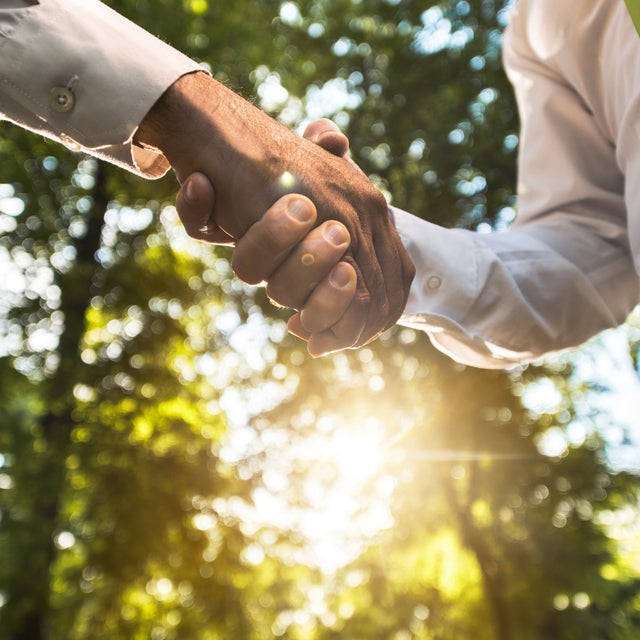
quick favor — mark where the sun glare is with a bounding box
[291,419,397,573]
[333,419,385,483]
[208,314,404,575]
[217,410,398,575]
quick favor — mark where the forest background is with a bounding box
[0,1,639,639]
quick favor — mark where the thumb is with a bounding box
[303,118,350,159]
[176,172,234,244]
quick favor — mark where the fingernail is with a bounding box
[330,264,352,288]
[313,129,336,144]
[183,177,198,203]
[324,223,348,246]
[299,309,309,331]
[288,198,313,223]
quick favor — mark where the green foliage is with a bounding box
[0,1,638,639]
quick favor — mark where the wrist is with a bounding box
[135,71,218,172]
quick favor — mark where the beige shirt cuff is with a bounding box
[0,0,203,178]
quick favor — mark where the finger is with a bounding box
[307,291,368,355]
[307,330,358,357]
[298,261,357,333]
[286,268,368,357]
[176,172,235,244]
[304,298,368,356]
[231,194,317,285]
[265,220,350,309]
[287,313,310,341]
[365,211,416,336]
[303,119,350,158]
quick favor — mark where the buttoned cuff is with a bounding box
[391,206,527,368]
[391,206,479,323]
[0,0,203,178]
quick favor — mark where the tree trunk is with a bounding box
[8,161,108,640]
[444,475,511,640]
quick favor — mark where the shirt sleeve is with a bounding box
[0,0,203,177]
[394,0,639,369]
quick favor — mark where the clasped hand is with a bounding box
[139,74,414,356]
[179,118,414,356]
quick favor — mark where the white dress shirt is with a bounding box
[0,0,200,176]
[1,0,638,369]
[395,0,640,367]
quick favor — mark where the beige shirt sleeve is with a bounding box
[0,0,203,177]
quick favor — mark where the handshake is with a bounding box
[137,72,415,356]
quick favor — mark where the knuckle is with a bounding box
[259,212,289,252]
[265,281,299,309]
[231,256,259,285]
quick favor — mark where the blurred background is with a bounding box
[0,1,639,638]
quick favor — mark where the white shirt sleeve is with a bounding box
[0,0,203,177]
[395,0,640,369]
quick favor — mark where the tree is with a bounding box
[0,1,638,639]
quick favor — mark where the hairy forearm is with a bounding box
[136,71,305,236]
[135,72,224,180]
[137,71,414,345]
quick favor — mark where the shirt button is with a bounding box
[49,86,75,113]
[427,275,441,290]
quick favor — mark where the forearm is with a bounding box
[136,72,290,191]
[0,0,201,177]
[136,71,383,241]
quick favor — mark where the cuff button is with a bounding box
[50,87,75,113]
[427,275,442,290]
